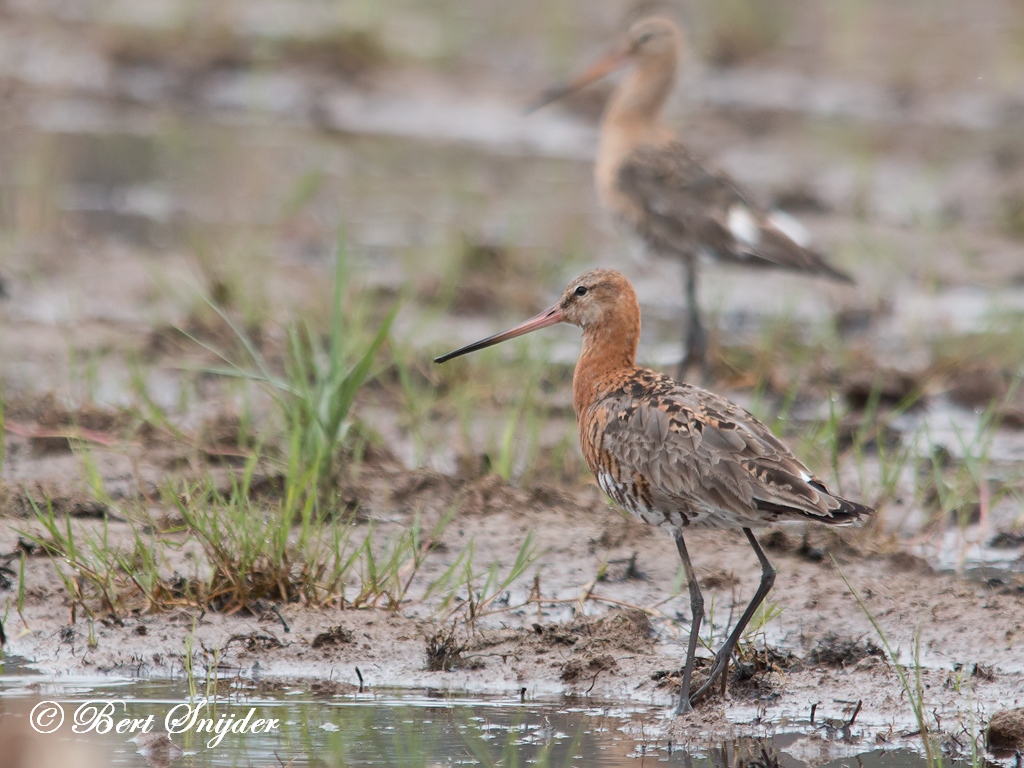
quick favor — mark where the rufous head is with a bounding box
[557,268,638,330]
[434,269,639,364]
[527,17,683,112]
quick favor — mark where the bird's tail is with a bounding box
[723,205,855,284]
[824,495,875,525]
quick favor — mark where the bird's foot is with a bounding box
[674,680,695,715]
[689,647,734,704]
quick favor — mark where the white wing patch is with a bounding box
[727,205,760,246]
[767,210,811,247]
[596,471,616,501]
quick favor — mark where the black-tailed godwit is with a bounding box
[530,17,854,377]
[435,268,872,712]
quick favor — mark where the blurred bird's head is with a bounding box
[527,17,682,112]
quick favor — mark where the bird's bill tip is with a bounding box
[525,48,629,113]
[434,304,565,364]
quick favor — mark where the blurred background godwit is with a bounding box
[528,14,858,377]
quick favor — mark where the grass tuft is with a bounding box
[189,233,396,500]
[424,625,466,672]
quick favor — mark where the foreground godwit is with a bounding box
[435,269,872,712]
[530,17,854,377]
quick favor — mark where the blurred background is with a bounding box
[2,0,1024,563]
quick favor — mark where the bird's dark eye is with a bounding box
[575,285,588,297]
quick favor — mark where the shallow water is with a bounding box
[0,656,954,768]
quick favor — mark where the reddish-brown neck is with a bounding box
[572,299,640,415]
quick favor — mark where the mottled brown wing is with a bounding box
[617,142,853,282]
[589,369,872,528]
[616,142,749,257]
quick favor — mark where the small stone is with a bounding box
[987,708,1024,752]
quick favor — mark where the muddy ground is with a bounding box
[2,450,1023,750]
[2,0,1024,757]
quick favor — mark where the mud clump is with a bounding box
[888,551,932,572]
[0,484,23,518]
[311,626,354,649]
[560,653,617,683]
[834,417,903,453]
[761,530,793,552]
[425,627,472,672]
[942,366,1024,429]
[996,403,1024,429]
[103,24,388,83]
[807,633,884,668]
[589,515,653,550]
[532,623,578,647]
[10,392,130,434]
[987,708,1024,752]
[945,366,1010,409]
[225,632,283,652]
[701,569,739,589]
[584,609,655,652]
[274,29,390,79]
[533,608,655,657]
[719,645,795,700]
[971,663,995,682]
[651,657,713,689]
[3,483,108,519]
[389,469,576,520]
[843,368,923,410]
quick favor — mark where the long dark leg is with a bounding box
[689,528,776,705]
[677,255,707,380]
[674,531,704,715]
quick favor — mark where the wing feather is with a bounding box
[616,142,854,283]
[589,369,872,528]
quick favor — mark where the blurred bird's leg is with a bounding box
[689,528,776,705]
[676,255,707,381]
[674,531,703,715]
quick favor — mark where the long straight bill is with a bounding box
[525,48,629,113]
[434,304,565,364]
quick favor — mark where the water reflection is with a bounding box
[0,658,949,768]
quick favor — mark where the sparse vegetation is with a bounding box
[190,237,396,499]
[836,560,959,768]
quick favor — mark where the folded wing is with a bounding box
[617,142,854,283]
[590,372,872,528]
